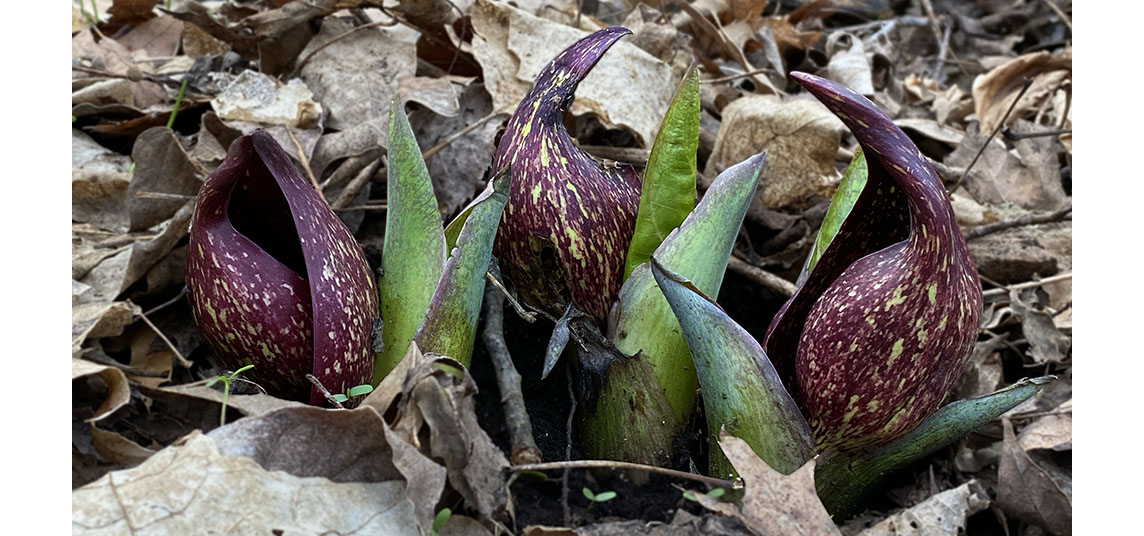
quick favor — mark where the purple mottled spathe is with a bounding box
[763,73,983,453]
[186,131,377,405]
[491,26,641,324]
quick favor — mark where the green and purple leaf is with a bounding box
[623,67,700,280]
[491,26,641,325]
[650,257,814,479]
[376,99,447,383]
[187,131,377,405]
[816,377,1053,517]
[581,153,765,465]
[763,72,983,453]
[415,169,512,365]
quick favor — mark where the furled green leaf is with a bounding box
[815,377,1052,517]
[800,147,867,285]
[650,257,814,479]
[581,153,765,465]
[375,99,446,383]
[414,169,511,366]
[623,68,700,280]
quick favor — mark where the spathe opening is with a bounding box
[226,150,309,279]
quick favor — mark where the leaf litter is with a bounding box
[71,0,1072,533]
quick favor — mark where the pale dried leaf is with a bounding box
[1017,401,1071,452]
[72,432,423,535]
[211,70,322,128]
[857,481,989,536]
[400,76,462,118]
[945,122,1067,211]
[1009,288,1070,364]
[973,49,1071,134]
[73,301,140,356]
[90,425,156,466]
[128,127,203,231]
[705,94,843,210]
[72,168,130,233]
[825,32,874,96]
[72,359,132,422]
[73,129,132,173]
[719,433,840,536]
[116,15,184,58]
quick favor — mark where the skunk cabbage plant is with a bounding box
[187,131,377,405]
[763,72,984,454]
[491,26,641,325]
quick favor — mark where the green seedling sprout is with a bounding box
[167,78,189,130]
[430,507,452,536]
[683,487,726,502]
[582,487,617,512]
[331,383,375,404]
[205,364,254,427]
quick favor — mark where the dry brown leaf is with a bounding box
[719,433,840,536]
[116,15,184,58]
[72,168,130,233]
[400,76,462,118]
[894,118,964,147]
[72,359,132,423]
[72,29,167,109]
[128,127,203,231]
[996,419,1071,535]
[298,18,416,131]
[856,481,989,536]
[181,21,230,58]
[471,0,676,146]
[72,432,424,535]
[1017,400,1071,452]
[1009,288,1070,364]
[966,221,1068,284]
[73,129,132,173]
[973,49,1071,134]
[945,121,1067,211]
[90,425,156,466]
[955,335,1006,400]
[72,301,140,357]
[705,94,843,210]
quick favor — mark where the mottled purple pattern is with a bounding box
[187,132,377,405]
[491,26,641,324]
[766,73,982,453]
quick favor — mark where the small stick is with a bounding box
[948,78,1035,194]
[305,374,345,409]
[143,286,189,316]
[481,282,542,465]
[562,366,576,526]
[332,157,383,209]
[133,192,195,201]
[422,106,513,161]
[1003,128,1072,141]
[485,271,537,323]
[964,203,1071,240]
[1038,0,1072,33]
[511,460,737,489]
[134,307,192,368]
[981,272,1072,299]
[286,128,327,205]
[728,255,797,298]
[334,203,388,212]
[705,67,777,84]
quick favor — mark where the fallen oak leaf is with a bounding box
[718,432,840,536]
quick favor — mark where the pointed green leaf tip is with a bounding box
[581,152,765,465]
[415,168,512,366]
[801,147,867,285]
[375,99,446,383]
[649,257,814,479]
[623,67,700,280]
[491,26,641,325]
[816,376,1053,517]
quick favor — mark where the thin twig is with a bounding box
[133,192,195,201]
[705,67,777,84]
[143,286,189,316]
[285,128,326,205]
[481,282,542,465]
[981,272,1072,299]
[1003,127,1072,141]
[1038,0,1072,33]
[728,255,797,298]
[511,460,737,489]
[485,271,537,322]
[422,106,513,161]
[332,157,383,209]
[134,307,192,368]
[578,145,651,166]
[964,203,1071,240]
[305,374,346,409]
[334,203,388,212]
[562,365,576,527]
[948,77,1035,194]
